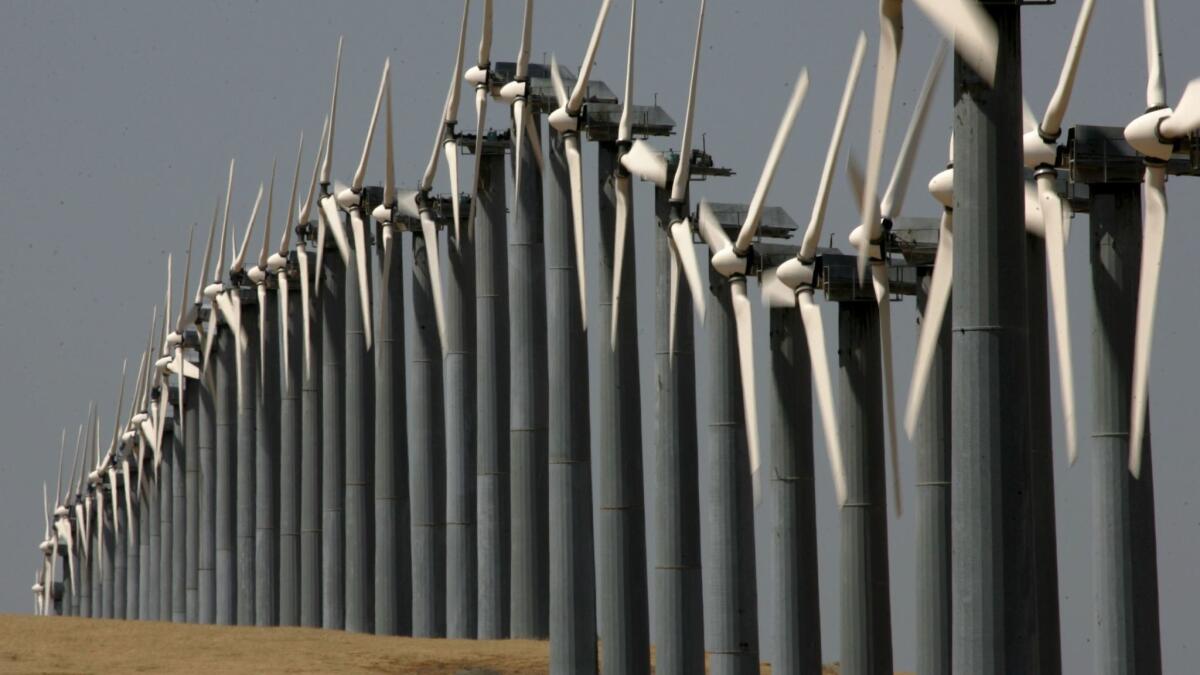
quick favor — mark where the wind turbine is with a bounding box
[463,0,493,236]
[497,0,545,218]
[619,0,708,355]
[1123,0,1200,476]
[698,68,809,502]
[761,32,869,510]
[546,0,614,330]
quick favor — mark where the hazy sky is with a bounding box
[2,1,1199,671]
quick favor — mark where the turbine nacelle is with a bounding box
[371,203,393,224]
[498,79,527,104]
[130,412,148,426]
[165,331,183,348]
[39,539,53,554]
[87,469,101,486]
[710,245,750,279]
[336,186,361,212]
[847,224,881,258]
[54,505,69,518]
[154,355,173,371]
[1022,128,1059,168]
[775,256,816,290]
[246,266,268,285]
[548,106,581,134]
[464,64,490,86]
[928,168,954,208]
[266,252,289,274]
[202,282,224,301]
[1124,107,1175,161]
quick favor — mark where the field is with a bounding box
[0,614,893,673]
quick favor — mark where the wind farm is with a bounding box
[5,1,1200,673]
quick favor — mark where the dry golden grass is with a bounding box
[0,614,912,674]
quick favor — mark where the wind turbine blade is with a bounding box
[467,87,488,235]
[549,54,569,109]
[257,284,268,386]
[858,0,901,277]
[54,428,66,512]
[301,117,329,227]
[870,264,902,515]
[297,248,313,382]
[321,36,344,187]
[110,358,129,462]
[197,201,219,305]
[567,0,614,113]
[911,0,998,85]
[1039,176,1077,464]
[282,131,304,253]
[444,138,462,242]
[178,224,197,331]
[476,0,493,69]
[420,212,449,355]
[610,174,630,350]
[730,278,762,503]
[516,0,533,79]
[1160,79,1200,139]
[797,291,846,505]
[904,209,954,438]
[314,205,328,291]
[214,159,235,280]
[278,271,290,393]
[383,79,395,209]
[618,0,637,143]
[670,0,707,203]
[1129,163,1165,477]
[203,308,219,373]
[565,134,589,330]
[881,40,946,220]
[353,59,390,193]
[1041,0,1096,138]
[233,183,265,273]
[422,0,471,191]
[259,160,277,271]
[670,218,706,322]
[108,466,119,541]
[802,32,867,261]
[620,140,668,188]
[319,195,351,264]
[735,69,809,252]
[349,210,373,350]
[759,266,798,309]
[696,199,732,251]
[512,98,527,216]
[1142,0,1166,109]
[846,151,866,219]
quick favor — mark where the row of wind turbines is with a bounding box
[29,0,1199,673]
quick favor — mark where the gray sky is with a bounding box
[2,0,1199,671]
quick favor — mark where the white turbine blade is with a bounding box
[524,104,544,174]
[904,209,954,438]
[1142,0,1166,110]
[564,134,588,331]
[54,428,66,513]
[735,69,809,252]
[567,0,614,114]
[609,173,631,350]
[1041,0,1096,138]
[670,218,707,322]
[301,117,330,228]
[382,79,395,209]
[175,345,187,442]
[349,210,373,350]
[871,264,902,516]
[179,224,198,330]
[881,40,947,221]
[670,0,707,203]
[858,0,901,276]
[620,140,668,188]
[214,159,235,281]
[911,0,998,86]
[257,283,268,385]
[278,271,290,393]
[422,0,471,190]
[467,87,488,234]
[108,467,119,541]
[798,291,846,505]
[846,151,866,219]
[232,183,265,273]
[1039,175,1078,464]
[110,358,129,460]
[420,212,449,355]
[353,59,390,193]
[668,244,680,357]
[297,248,313,382]
[515,0,533,79]
[202,308,219,373]
[1023,98,1038,136]
[1129,163,1166,477]
[314,205,328,291]
[122,458,133,516]
[696,199,732,251]
[759,266,798,309]
[617,0,638,143]
[801,32,867,261]
[282,131,304,253]
[730,278,762,504]
[476,0,493,69]
[321,36,343,187]
[444,138,462,242]
[380,224,395,323]
[319,195,351,264]
[259,162,277,271]
[1160,79,1200,139]
[1024,179,1045,238]
[196,201,219,305]
[549,54,569,109]
[511,98,527,215]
